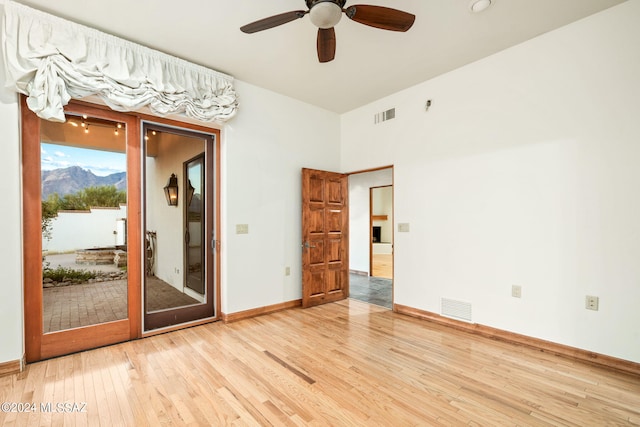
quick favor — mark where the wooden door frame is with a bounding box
[22,98,142,361]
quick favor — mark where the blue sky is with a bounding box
[41,143,126,176]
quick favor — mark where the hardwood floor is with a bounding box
[1,299,639,426]
[372,253,393,279]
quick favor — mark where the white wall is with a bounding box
[348,168,392,273]
[145,134,204,291]
[221,80,341,314]
[341,1,640,363]
[0,0,24,366]
[372,186,393,244]
[43,206,127,252]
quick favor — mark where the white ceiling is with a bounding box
[17,0,626,113]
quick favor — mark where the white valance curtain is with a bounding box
[1,1,238,122]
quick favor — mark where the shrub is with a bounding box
[43,265,97,282]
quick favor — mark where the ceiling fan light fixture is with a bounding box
[310,2,343,28]
[469,0,492,13]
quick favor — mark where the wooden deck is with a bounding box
[1,299,639,425]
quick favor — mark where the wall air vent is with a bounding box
[374,108,395,124]
[441,298,473,322]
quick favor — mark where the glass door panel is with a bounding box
[40,114,128,333]
[22,102,140,363]
[143,123,215,331]
[185,154,205,295]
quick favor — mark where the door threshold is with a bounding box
[142,316,219,337]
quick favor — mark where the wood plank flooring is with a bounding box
[372,253,393,279]
[2,299,639,426]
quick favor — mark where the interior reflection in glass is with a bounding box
[144,129,206,313]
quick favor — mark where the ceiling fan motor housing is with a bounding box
[306,0,347,8]
[308,0,347,28]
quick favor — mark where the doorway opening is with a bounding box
[347,167,393,309]
[370,185,393,280]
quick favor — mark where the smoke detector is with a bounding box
[469,0,492,13]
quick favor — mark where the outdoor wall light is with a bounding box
[164,173,179,206]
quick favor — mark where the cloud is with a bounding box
[54,151,68,157]
[41,159,72,170]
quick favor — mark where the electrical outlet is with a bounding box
[511,285,522,298]
[585,295,599,311]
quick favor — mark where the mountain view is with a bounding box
[41,166,126,200]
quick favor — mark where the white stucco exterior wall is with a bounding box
[43,206,128,253]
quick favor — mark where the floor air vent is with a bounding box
[441,298,472,322]
[374,108,395,124]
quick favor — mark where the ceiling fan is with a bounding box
[240,0,415,63]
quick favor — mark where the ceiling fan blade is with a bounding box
[345,5,415,32]
[317,28,336,63]
[240,10,307,34]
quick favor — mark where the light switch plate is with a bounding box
[236,224,249,234]
[398,223,410,233]
[512,285,522,298]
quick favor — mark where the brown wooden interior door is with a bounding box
[302,168,349,308]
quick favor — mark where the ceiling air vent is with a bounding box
[441,298,473,322]
[374,108,395,124]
